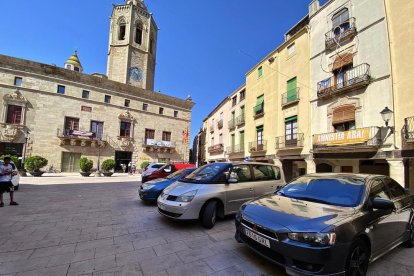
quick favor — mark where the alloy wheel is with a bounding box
[349,246,368,276]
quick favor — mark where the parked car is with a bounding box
[157,162,285,228]
[235,173,414,276]
[142,163,195,183]
[0,160,20,190]
[142,163,164,177]
[139,168,196,202]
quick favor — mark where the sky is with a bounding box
[0,0,316,142]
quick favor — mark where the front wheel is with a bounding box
[201,201,217,229]
[402,219,414,248]
[345,239,370,276]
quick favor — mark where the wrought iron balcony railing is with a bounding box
[404,116,414,142]
[325,18,357,50]
[313,127,381,151]
[142,138,176,149]
[253,103,264,118]
[317,63,370,99]
[248,140,267,153]
[275,133,304,149]
[227,144,245,155]
[57,128,107,147]
[236,114,245,126]
[217,119,223,129]
[208,144,224,154]
[281,88,300,107]
[228,119,236,130]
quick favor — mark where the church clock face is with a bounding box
[128,67,144,82]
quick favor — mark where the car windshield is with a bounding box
[278,176,366,207]
[152,164,164,169]
[166,169,186,179]
[182,163,230,184]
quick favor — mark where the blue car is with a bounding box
[139,168,196,202]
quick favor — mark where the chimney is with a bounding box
[309,0,320,17]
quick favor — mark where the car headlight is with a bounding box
[288,232,336,246]
[142,184,155,191]
[176,190,197,202]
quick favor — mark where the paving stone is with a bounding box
[115,247,155,266]
[94,242,134,258]
[0,256,50,274]
[204,251,244,272]
[30,243,76,259]
[166,260,213,276]
[176,247,215,263]
[153,241,189,256]
[0,250,34,262]
[132,237,167,250]
[139,253,183,275]
[16,264,69,276]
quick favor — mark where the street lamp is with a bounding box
[380,106,393,127]
[22,131,30,170]
[97,138,103,172]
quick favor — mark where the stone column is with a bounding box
[305,158,316,174]
[387,158,405,186]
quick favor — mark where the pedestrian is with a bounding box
[131,164,136,175]
[121,163,126,173]
[128,161,132,175]
[0,157,18,207]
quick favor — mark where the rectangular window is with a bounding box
[124,99,130,107]
[104,95,111,103]
[256,126,264,145]
[143,103,148,111]
[135,26,143,45]
[159,107,164,115]
[64,117,79,135]
[119,25,126,40]
[82,90,89,99]
[231,134,235,147]
[230,164,252,182]
[145,129,155,140]
[254,95,264,115]
[174,110,178,118]
[285,116,298,146]
[90,121,104,140]
[57,85,65,94]
[287,43,295,56]
[240,90,245,101]
[239,131,245,149]
[232,96,237,107]
[162,131,171,142]
[6,105,22,124]
[14,77,22,86]
[258,66,263,78]
[120,121,131,137]
[286,77,297,102]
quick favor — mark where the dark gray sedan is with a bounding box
[235,174,414,276]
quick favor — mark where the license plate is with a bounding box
[244,228,270,248]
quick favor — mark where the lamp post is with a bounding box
[22,131,30,170]
[380,106,394,127]
[97,138,103,172]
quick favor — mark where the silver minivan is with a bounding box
[157,162,285,228]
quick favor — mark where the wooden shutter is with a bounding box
[333,105,355,124]
[332,53,353,71]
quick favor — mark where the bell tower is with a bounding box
[107,0,157,90]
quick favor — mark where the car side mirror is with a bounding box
[227,178,238,184]
[370,197,395,211]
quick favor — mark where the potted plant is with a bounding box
[24,156,48,177]
[101,159,116,177]
[79,157,93,177]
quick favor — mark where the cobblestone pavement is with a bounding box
[0,180,413,276]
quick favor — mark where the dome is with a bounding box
[65,51,83,72]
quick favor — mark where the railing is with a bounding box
[253,103,264,118]
[404,116,414,142]
[208,144,224,154]
[209,125,214,133]
[57,128,107,147]
[281,88,300,106]
[217,119,223,129]
[57,128,98,139]
[325,18,357,49]
[142,138,176,148]
[248,140,267,153]
[275,133,304,149]
[317,63,370,99]
[228,119,236,130]
[236,114,245,126]
[227,144,245,154]
[313,127,381,150]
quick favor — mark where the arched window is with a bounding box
[332,8,350,35]
[118,18,126,41]
[135,22,143,45]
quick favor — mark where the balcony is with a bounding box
[317,63,371,99]
[249,140,267,154]
[210,125,214,133]
[142,138,176,153]
[236,114,245,126]
[57,129,108,147]
[217,119,223,129]
[281,88,300,107]
[404,116,414,143]
[253,103,264,119]
[313,127,381,152]
[325,18,357,50]
[275,133,304,149]
[227,144,245,159]
[228,119,236,130]
[208,144,224,154]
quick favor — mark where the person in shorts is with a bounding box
[0,157,18,207]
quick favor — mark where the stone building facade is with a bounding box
[0,0,194,172]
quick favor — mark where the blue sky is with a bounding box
[0,0,313,141]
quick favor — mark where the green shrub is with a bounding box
[79,157,93,172]
[101,159,116,172]
[0,154,19,165]
[25,156,48,172]
[140,161,150,169]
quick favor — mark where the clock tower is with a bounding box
[107,0,157,90]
